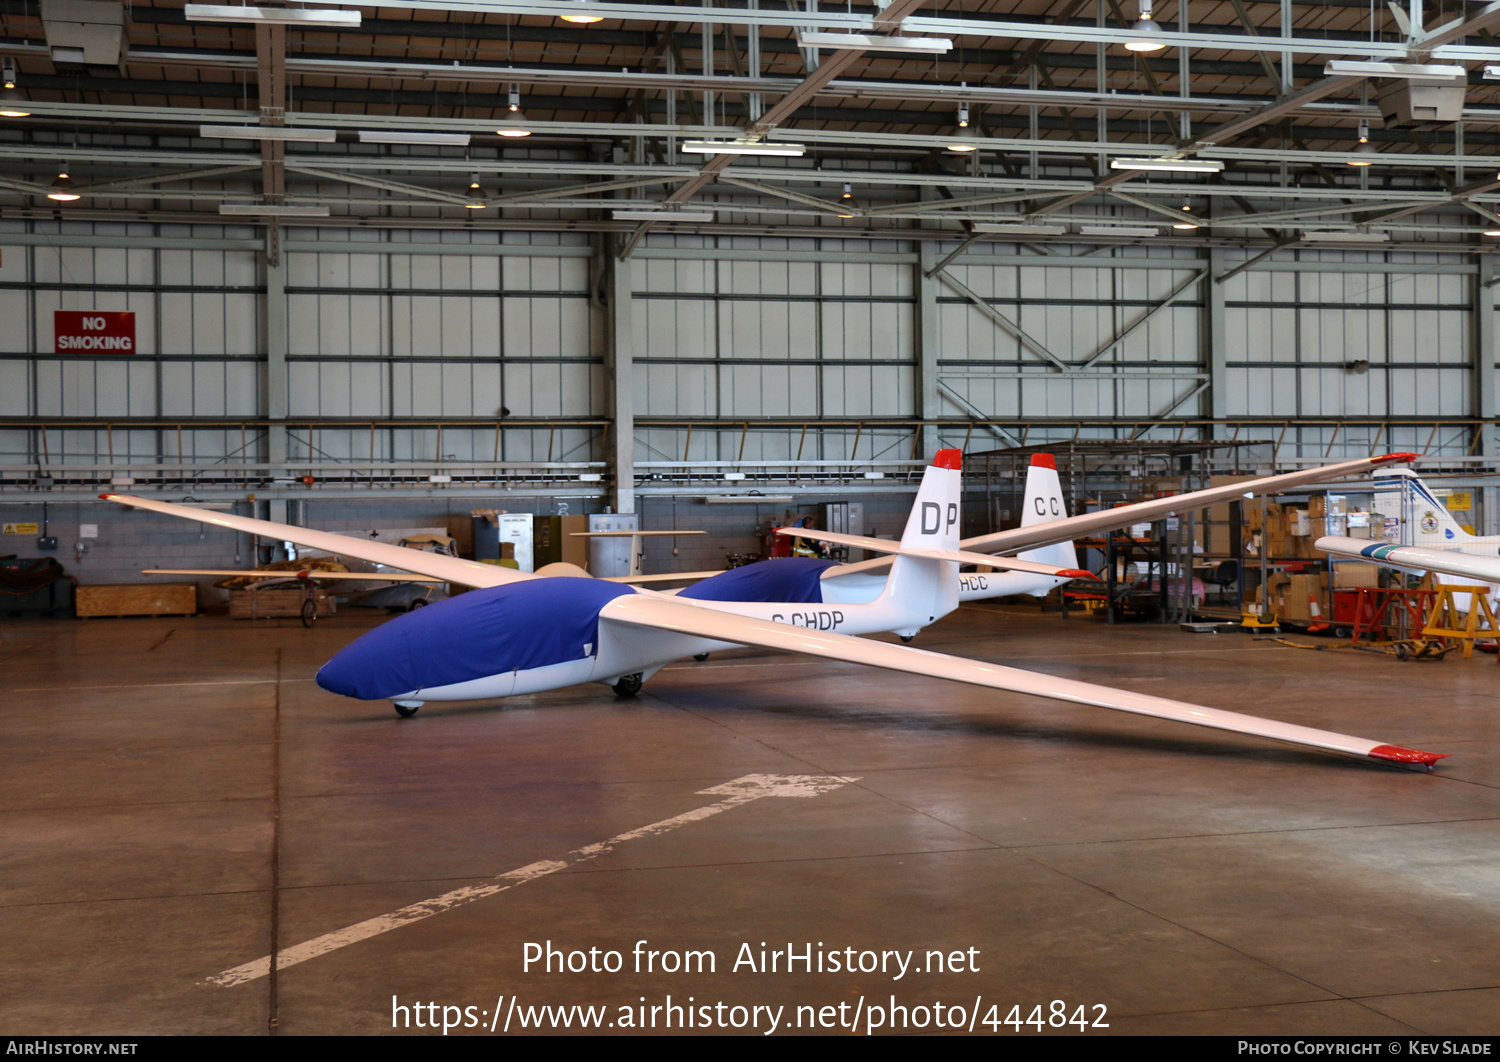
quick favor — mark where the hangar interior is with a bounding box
[2,0,1500,1038]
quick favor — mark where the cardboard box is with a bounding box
[560,514,590,569]
[1332,562,1381,588]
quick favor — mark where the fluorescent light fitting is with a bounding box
[682,140,805,157]
[201,125,337,143]
[705,494,793,504]
[723,472,747,482]
[185,4,362,26]
[1080,225,1159,237]
[1300,230,1389,242]
[1486,64,1500,80]
[612,209,714,222]
[1324,60,1465,79]
[796,32,952,53]
[972,223,1066,235]
[219,203,331,216]
[1110,157,1223,172]
[428,474,452,483]
[1486,229,1500,237]
[109,477,136,486]
[358,130,471,146]
[578,473,603,482]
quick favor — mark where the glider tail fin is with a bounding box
[882,449,963,630]
[1378,468,1478,547]
[1015,453,1079,572]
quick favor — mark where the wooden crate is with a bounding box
[228,586,335,620]
[76,583,197,618]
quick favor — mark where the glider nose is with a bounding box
[317,636,383,699]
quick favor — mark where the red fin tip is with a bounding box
[1030,453,1057,469]
[933,449,962,471]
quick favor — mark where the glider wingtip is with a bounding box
[1061,569,1097,581]
[1373,452,1420,464]
[1368,744,1449,767]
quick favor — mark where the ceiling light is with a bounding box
[972,223,1066,235]
[1173,197,1198,229]
[682,140,806,157]
[796,32,952,53]
[1081,225,1159,237]
[1124,0,1167,52]
[1110,157,1224,173]
[184,4,362,26]
[201,125,337,143]
[1324,60,1466,79]
[0,61,29,118]
[1348,119,1375,166]
[1486,65,1500,80]
[559,0,604,23]
[465,173,487,209]
[612,209,715,221]
[1300,229,1389,243]
[47,163,79,202]
[359,130,471,146]
[219,203,331,216]
[497,84,532,137]
[1485,229,1500,237]
[837,182,855,218]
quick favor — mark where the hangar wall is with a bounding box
[0,220,1494,546]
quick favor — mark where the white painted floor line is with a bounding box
[205,773,856,988]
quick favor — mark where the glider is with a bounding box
[1318,467,1500,597]
[104,450,1447,768]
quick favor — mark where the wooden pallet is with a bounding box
[76,583,197,618]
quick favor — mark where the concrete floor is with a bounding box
[2,602,1498,1037]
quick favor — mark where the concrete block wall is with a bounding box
[2,490,936,607]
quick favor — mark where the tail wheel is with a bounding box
[612,673,644,698]
[393,702,421,718]
[693,653,710,662]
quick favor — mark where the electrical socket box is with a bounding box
[36,536,57,551]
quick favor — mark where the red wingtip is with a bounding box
[99,493,111,500]
[1368,744,1450,767]
[933,448,962,471]
[1060,569,1098,581]
[1373,452,1420,464]
[1030,453,1057,470]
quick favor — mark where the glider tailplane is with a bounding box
[881,448,963,633]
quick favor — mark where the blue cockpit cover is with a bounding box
[678,557,838,604]
[316,577,634,700]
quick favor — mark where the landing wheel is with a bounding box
[612,673,643,698]
[900,634,915,643]
[693,653,710,662]
[394,702,421,718]
[300,598,318,628]
[409,598,428,611]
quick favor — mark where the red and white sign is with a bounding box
[54,311,136,354]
